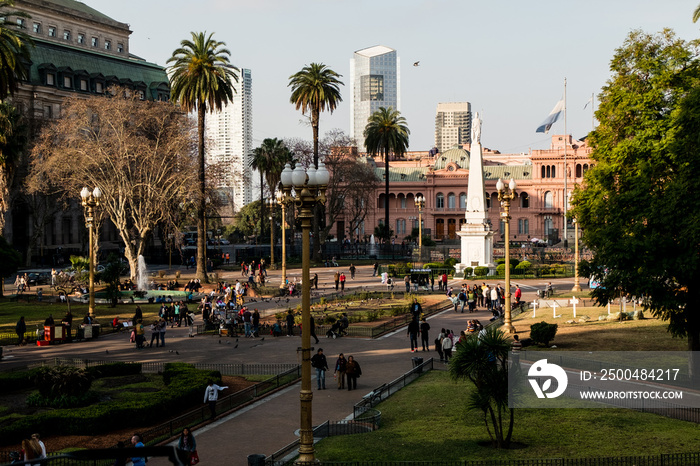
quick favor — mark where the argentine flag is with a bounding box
[536,98,565,133]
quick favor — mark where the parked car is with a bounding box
[27,272,51,286]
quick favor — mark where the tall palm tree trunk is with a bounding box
[260,170,265,243]
[196,105,208,282]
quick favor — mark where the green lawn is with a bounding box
[315,371,700,462]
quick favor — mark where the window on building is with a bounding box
[104,40,111,50]
[48,26,56,37]
[546,166,551,178]
[63,30,70,41]
[544,191,553,209]
[95,82,103,93]
[541,166,546,178]
[80,79,88,91]
[576,164,582,178]
[91,37,98,47]
[360,74,384,101]
[447,193,456,209]
[138,90,145,100]
[544,216,554,238]
[400,196,406,209]
[396,219,406,235]
[16,18,24,28]
[32,22,41,34]
[520,192,529,208]
[459,193,467,210]
[499,220,505,236]
[46,73,55,86]
[583,164,589,175]
[63,76,71,88]
[485,193,491,209]
[518,218,529,235]
[551,165,556,178]
[44,105,52,118]
[77,33,84,44]
[117,43,124,53]
[436,193,444,209]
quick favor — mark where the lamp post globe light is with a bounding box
[414,195,425,258]
[279,161,329,464]
[80,186,102,317]
[496,178,516,334]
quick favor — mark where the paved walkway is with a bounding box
[1,265,581,465]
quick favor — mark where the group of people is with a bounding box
[15,433,46,464]
[311,349,362,391]
[447,282,523,319]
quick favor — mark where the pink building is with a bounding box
[334,135,593,246]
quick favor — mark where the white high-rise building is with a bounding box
[205,68,253,215]
[435,102,472,153]
[350,45,400,151]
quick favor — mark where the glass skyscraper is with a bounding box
[350,45,400,151]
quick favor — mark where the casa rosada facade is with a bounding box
[335,134,593,245]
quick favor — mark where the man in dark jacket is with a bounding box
[311,348,329,390]
[407,318,420,353]
[16,316,26,345]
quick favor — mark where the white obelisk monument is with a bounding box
[456,112,496,275]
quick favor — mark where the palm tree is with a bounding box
[0,102,26,234]
[167,32,238,282]
[288,63,343,261]
[363,107,410,244]
[250,138,293,239]
[0,1,33,99]
[449,326,515,448]
[694,4,700,22]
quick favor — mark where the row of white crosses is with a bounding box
[531,297,579,319]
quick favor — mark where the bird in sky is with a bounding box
[413,61,420,67]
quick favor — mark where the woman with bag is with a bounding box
[345,355,362,391]
[177,427,198,465]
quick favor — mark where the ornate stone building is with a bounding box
[335,134,593,246]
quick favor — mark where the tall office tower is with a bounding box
[435,102,472,153]
[205,68,253,215]
[350,45,400,151]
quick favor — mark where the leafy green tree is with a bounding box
[364,107,410,245]
[168,32,238,282]
[450,327,514,448]
[572,30,700,372]
[0,234,20,297]
[0,1,32,99]
[288,63,343,260]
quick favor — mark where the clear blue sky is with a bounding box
[87,0,699,153]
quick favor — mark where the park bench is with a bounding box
[362,383,387,407]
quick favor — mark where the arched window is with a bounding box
[436,193,444,209]
[396,219,406,235]
[541,166,546,178]
[485,193,491,209]
[447,193,456,209]
[459,193,467,210]
[583,164,589,175]
[520,192,529,208]
[546,166,550,178]
[448,218,457,239]
[398,194,406,209]
[576,164,582,178]
[544,191,553,209]
[551,165,556,178]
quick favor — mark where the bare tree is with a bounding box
[27,88,197,279]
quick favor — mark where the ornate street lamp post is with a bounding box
[267,198,276,269]
[414,195,425,259]
[571,218,582,292]
[496,178,517,334]
[80,186,102,317]
[276,190,288,289]
[280,161,329,464]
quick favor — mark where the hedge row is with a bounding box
[0,362,221,444]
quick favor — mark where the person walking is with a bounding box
[286,310,295,336]
[404,274,411,293]
[309,315,319,344]
[177,427,198,465]
[203,380,228,420]
[442,330,453,362]
[407,318,420,353]
[349,264,356,279]
[129,434,146,466]
[420,318,431,352]
[435,328,445,361]
[311,348,329,390]
[345,355,362,391]
[15,316,26,345]
[149,320,160,348]
[334,271,340,291]
[372,262,379,277]
[334,353,347,390]
[339,272,346,291]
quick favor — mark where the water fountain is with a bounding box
[369,234,378,258]
[137,255,148,291]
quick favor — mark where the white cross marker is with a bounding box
[552,301,561,318]
[570,297,579,318]
[607,302,611,315]
[531,300,539,318]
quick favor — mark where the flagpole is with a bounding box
[591,92,595,130]
[563,77,568,249]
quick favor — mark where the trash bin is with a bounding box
[412,357,424,373]
[247,454,266,466]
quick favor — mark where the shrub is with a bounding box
[510,258,520,268]
[33,366,92,399]
[496,264,513,275]
[463,267,473,277]
[496,259,506,265]
[86,362,142,379]
[474,266,489,277]
[444,258,457,268]
[515,261,532,273]
[530,321,558,346]
[0,368,40,394]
